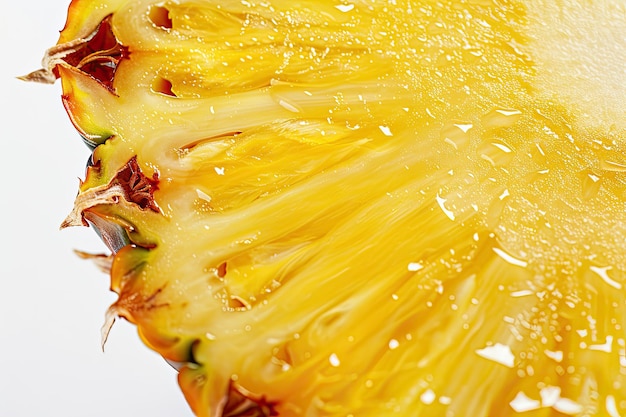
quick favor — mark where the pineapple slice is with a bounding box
[27,0,626,415]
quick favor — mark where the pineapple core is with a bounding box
[29,0,626,415]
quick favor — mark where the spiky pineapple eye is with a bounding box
[112,156,160,212]
[62,16,127,93]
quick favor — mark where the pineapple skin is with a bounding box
[36,0,626,415]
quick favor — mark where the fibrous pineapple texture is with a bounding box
[29,0,626,415]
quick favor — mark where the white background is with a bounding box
[1,1,194,416]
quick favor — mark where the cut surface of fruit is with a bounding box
[29,0,626,416]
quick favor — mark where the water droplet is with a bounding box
[510,289,533,298]
[478,140,515,166]
[335,4,354,12]
[580,170,602,199]
[589,335,613,353]
[278,99,300,113]
[553,398,583,415]
[601,160,626,172]
[606,395,620,417]
[407,262,424,271]
[475,343,515,368]
[388,339,400,350]
[196,189,212,203]
[214,166,225,175]
[493,247,528,268]
[379,125,393,136]
[420,389,436,405]
[329,353,341,367]
[482,108,522,129]
[439,396,452,405]
[492,143,513,156]
[510,392,541,412]
[440,121,472,149]
[540,386,561,407]
[544,349,563,362]
[535,143,546,156]
[436,194,456,221]
[590,265,622,290]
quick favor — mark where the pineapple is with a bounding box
[25,0,626,415]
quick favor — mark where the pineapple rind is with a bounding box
[50,0,626,416]
[59,0,127,43]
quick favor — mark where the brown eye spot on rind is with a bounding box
[223,382,279,417]
[114,156,160,212]
[62,15,128,93]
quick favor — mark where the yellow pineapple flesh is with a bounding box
[28,0,626,415]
